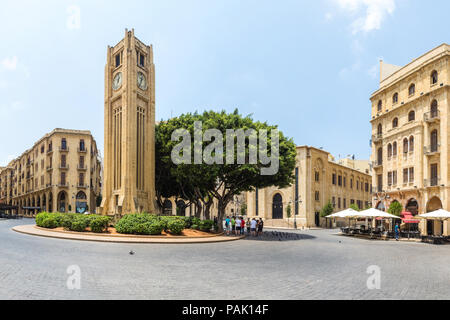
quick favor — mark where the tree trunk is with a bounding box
[217,202,227,232]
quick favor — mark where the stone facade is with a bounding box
[246,146,372,228]
[101,29,156,216]
[370,44,450,235]
[0,129,102,216]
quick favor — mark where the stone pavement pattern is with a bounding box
[1,219,450,300]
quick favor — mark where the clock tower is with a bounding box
[101,29,156,216]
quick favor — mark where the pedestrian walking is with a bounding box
[246,218,251,234]
[235,216,242,236]
[395,223,400,241]
[250,218,257,236]
[225,216,231,236]
[240,217,245,235]
[258,218,264,236]
[231,216,236,235]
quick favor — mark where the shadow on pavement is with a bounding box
[238,231,316,241]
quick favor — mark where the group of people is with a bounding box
[224,216,264,236]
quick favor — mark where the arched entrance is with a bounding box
[406,199,419,216]
[426,196,443,213]
[76,191,88,214]
[163,199,173,215]
[48,193,53,212]
[176,200,186,216]
[272,194,283,219]
[58,191,68,213]
[42,194,47,212]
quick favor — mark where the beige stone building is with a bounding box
[246,146,372,228]
[101,29,156,216]
[370,43,450,235]
[0,129,102,216]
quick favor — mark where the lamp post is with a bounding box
[291,197,302,230]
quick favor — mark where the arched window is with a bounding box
[409,84,415,96]
[377,124,383,135]
[392,118,399,128]
[393,93,398,104]
[409,136,414,153]
[403,138,409,154]
[393,142,397,157]
[387,144,392,158]
[76,191,87,200]
[431,70,438,85]
[408,110,415,122]
[377,100,382,112]
[431,100,438,118]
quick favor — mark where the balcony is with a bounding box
[424,111,440,123]
[59,164,69,170]
[77,184,88,189]
[59,147,69,152]
[77,165,87,171]
[77,147,87,153]
[46,166,53,172]
[57,183,69,188]
[372,134,383,143]
[424,178,441,188]
[372,161,383,169]
[47,148,53,155]
[424,145,440,156]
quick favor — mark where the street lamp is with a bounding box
[291,197,302,230]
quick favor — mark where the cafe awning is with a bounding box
[401,211,420,224]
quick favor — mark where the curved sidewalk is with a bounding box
[12,225,244,244]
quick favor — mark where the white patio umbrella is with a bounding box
[357,208,400,219]
[418,209,450,221]
[326,208,358,219]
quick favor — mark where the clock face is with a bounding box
[112,72,122,91]
[137,72,147,90]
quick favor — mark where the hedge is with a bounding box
[35,212,110,233]
[36,212,214,235]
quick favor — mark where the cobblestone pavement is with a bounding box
[2,219,450,300]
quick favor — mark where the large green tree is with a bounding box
[156,110,297,231]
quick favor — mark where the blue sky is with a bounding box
[0,0,448,165]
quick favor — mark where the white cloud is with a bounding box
[334,0,396,34]
[1,56,18,70]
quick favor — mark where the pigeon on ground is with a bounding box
[129,250,135,255]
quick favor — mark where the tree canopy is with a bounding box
[155,110,297,230]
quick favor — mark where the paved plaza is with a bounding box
[2,219,450,300]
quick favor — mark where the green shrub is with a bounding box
[135,221,164,235]
[167,219,185,235]
[191,224,199,230]
[199,220,214,232]
[36,212,62,229]
[115,213,160,234]
[90,216,111,233]
[60,213,76,229]
[70,215,89,232]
